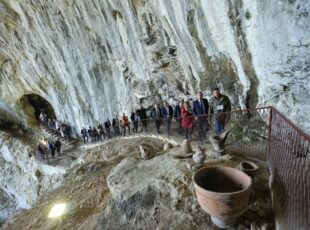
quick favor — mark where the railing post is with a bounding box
[267,106,273,165]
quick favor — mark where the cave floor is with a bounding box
[1,133,275,230]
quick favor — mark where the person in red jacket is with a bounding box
[181,99,194,140]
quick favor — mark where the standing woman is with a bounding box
[181,99,194,140]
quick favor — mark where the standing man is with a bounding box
[81,127,88,143]
[161,101,174,136]
[130,110,139,133]
[97,123,105,141]
[174,100,183,134]
[209,87,231,134]
[104,120,112,138]
[192,91,209,144]
[48,140,55,158]
[54,138,62,156]
[151,103,162,134]
[87,126,94,142]
[37,143,45,160]
[112,114,121,136]
[139,107,148,132]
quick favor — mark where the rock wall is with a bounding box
[0,0,309,133]
[0,133,65,222]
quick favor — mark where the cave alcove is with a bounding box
[19,94,56,125]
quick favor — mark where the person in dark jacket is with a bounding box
[112,114,121,136]
[192,91,209,144]
[151,103,162,134]
[48,140,55,158]
[64,125,71,140]
[88,126,93,142]
[139,107,148,132]
[97,123,105,140]
[54,138,62,156]
[209,87,232,134]
[104,120,112,138]
[92,127,99,142]
[81,127,88,143]
[161,102,174,136]
[37,143,45,160]
[174,100,183,134]
[130,110,139,133]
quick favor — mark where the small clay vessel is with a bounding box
[239,161,259,178]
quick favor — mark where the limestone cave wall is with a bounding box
[0,0,309,133]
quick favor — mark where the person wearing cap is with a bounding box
[209,87,231,134]
[192,91,209,144]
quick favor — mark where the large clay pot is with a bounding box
[193,166,253,228]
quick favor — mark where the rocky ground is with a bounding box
[1,134,274,230]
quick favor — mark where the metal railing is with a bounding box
[134,107,270,161]
[268,107,310,229]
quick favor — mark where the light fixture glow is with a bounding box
[48,203,67,218]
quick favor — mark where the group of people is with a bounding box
[36,138,62,162]
[180,88,231,144]
[39,111,72,140]
[36,110,68,163]
[150,88,231,144]
[80,88,231,145]
[80,108,149,144]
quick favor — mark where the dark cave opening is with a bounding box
[20,94,56,122]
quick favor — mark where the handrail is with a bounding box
[135,106,272,122]
[270,106,310,141]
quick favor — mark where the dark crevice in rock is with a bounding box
[112,10,123,20]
